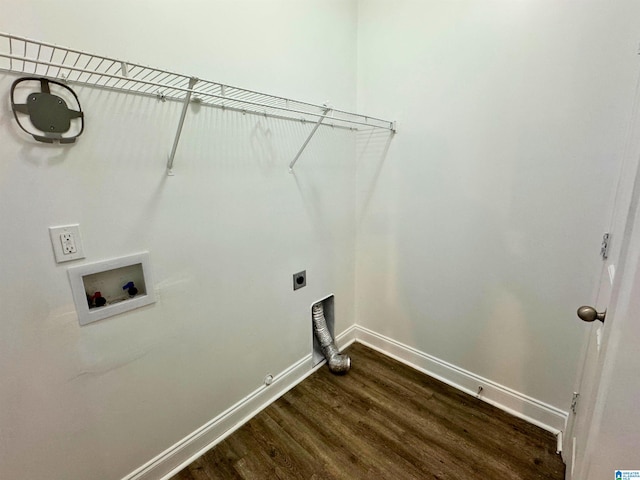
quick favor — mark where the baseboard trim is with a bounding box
[354,325,567,434]
[124,323,566,480]
[122,325,358,480]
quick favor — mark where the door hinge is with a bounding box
[571,392,580,414]
[600,233,610,260]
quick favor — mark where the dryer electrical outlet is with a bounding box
[49,224,85,263]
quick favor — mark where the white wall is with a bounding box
[356,0,640,411]
[5,2,640,478]
[0,2,358,479]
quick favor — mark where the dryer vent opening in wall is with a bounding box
[312,295,351,374]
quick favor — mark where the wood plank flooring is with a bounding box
[171,343,565,479]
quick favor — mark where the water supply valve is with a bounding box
[123,281,138,297]
[92,291,106,307]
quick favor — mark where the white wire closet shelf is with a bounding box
[0,32,396,173]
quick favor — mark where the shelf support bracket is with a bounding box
[288,106,332,173]
[167,77,198,176]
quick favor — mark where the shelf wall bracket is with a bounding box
[166,77,199,176]
[288,106,332,173]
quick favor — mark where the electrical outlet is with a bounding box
[49,225,85,263]
[293,270,306,290]
[60,232,77,254]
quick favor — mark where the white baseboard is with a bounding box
[122,325,357,480]
[123,323,566,480]
[354,325,567,434]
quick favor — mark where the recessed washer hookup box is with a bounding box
[67,252,155,326]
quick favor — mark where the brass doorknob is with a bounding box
[577,306,606,323]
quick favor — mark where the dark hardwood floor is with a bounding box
[171,343,565,479]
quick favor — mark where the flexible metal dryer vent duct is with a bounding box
[312,301,351,374]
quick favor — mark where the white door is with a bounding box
[563,86,640,478]
[563,233,616,478]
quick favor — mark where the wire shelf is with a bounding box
[0,32,395,132]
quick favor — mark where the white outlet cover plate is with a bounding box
[49,224,85,263]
